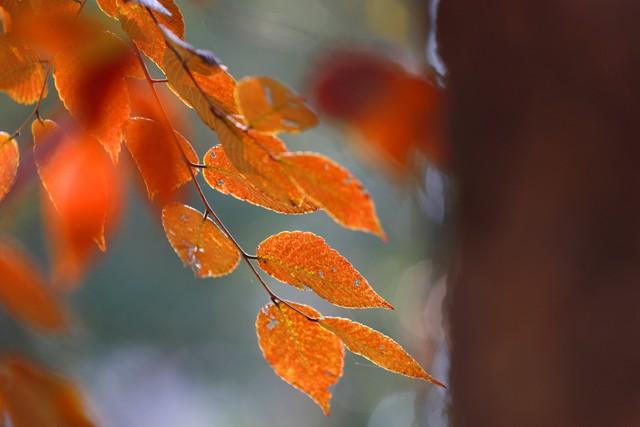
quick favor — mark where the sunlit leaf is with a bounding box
[0,356,95,427]
[257,231,391,309]
[124,117,197,200]
[0,34,47,104]
[0,241,67,332]
[96,0,118,18]
[118,0,184,67]
[256,302,343,415]
[161,203,240,278]
[33,119,123,287]
[0,131,18,202]
[281,152,385,238]
[203,145,317,214]
[124,0,172,16]
[320,317,445,387]
[52,31,138,162]
[236,76,318,133]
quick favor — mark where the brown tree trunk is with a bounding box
[438,1,640,425]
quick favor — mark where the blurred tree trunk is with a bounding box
[438,1,640,425]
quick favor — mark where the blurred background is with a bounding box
[0,1,448,425]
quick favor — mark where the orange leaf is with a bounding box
[257,231,391,309]
[161,203,240,278]
[53,31,137,162]
[203,145,317,214]
[118,0,184,67]
[208,127,305,208]
[320,317,445,387]
[124,117,197,200]
[0,34,47,104]
[281,152,385,238]
[96,0,118,18]
[0,241,67,332]
[160,26,237,118]
[236,76,318,133]
[256,302,343,415]
[0,132,18,202]
[0,356,94,427]
[33,119,123,287]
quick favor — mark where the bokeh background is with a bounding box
[0,1,448,425]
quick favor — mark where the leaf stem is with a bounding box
[10,65,50,142]
[131,43,317,322]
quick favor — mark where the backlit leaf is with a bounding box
[281,152,385,238]
[236,76,318,133]
[0,35,47,104]
[124,117,197,200]
[0,356,94,427]
[320,317,445,387]
[0,241,67,332]
[203,145,317,214]
[96,0,118,18]
[33,119,123,287]
[257,231,391,309]
[118,0,184,67]
[53,31,139,162]
[212,122,304,206]
[0,131,18,202]
[161,203,240,278]
[123,0,172,16]
[256,302,343,415]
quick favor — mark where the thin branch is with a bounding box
[10,65,51,141]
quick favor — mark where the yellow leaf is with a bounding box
[161,203,240,278]
[0,131,18,202]
[256,302,344,415]
[320,317,445,387]
[236,76,318,133]
[0,34,47,104]
[257,231,392,309]
[281,152,385,238]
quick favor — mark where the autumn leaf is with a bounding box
[0,241,67,332]
[124,117,197,200]
[310,50,445,172]
[257,231,391,309]
[0,356,94,427]
[118,0,184,67]
[161,203,240,278]
[96,0,118,18]
[0,34,47,104]
[256,302,344,415]
[33,119,123,287]
[236,76,318,133]
[280,152,385,238]
[203,145,317,214]
[53,31,138,162]
[0,132,18,202]
[320,317,445,387]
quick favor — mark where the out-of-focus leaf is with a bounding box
[0,242,67,332]
[53,31,140,162]
[161,203,240,278]
[0,132,18,202]
[281,152,385,238]
[0,356,94,427]
[236,76,317,133]
[124,117,197,200]
[320,317,445,387]
[256,302,344,415]
[257,231,391,309]
[33,119,123,288]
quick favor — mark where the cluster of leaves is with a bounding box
[0,0,444,421]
